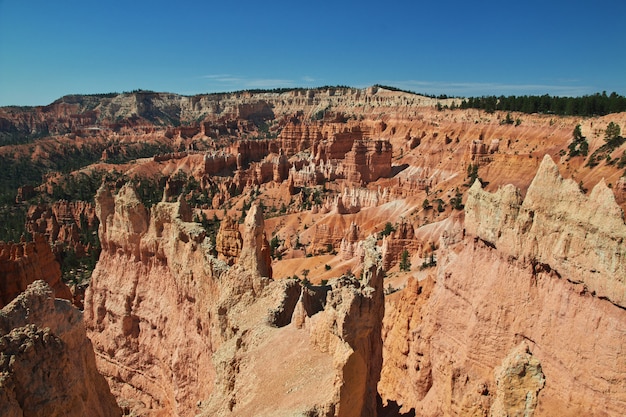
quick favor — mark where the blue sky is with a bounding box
[1,0,625,106]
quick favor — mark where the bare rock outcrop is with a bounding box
[201,238,385,417]
[0,234,72,308]
[0,281,121,417]
[85,183,222,416]
[344,140,392,184]
[86,184,280,416]
[26,200,97,250]
[381,220,422,270]
[307,238,385,417]
[490,343,545,417]
[215,215,242,265]
[236,203,272,280]
[465,154,626,307]
[379,156,626,416]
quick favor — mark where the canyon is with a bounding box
[0,86,625,416]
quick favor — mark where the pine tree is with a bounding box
[399,249,411,272]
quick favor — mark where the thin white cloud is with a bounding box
[201,74,298,90]
[302,76,315,83]
[244,79,295,88]
[201,74,234,79]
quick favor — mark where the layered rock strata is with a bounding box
[86,183,383,416]
[379,155,626,416]
[381,220,422,270]
[0,280,121,417]
[0,234,72,308]
[465,154,626,307]
[85,184,223,416]
[344,140,392,184]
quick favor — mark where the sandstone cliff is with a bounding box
[465,154,626,308]
[85,183,223,416]
[379,156,626,416]
[200,237,384,417]
[85,181,386,416]
[0,234,72,308]
[0,280,121,417]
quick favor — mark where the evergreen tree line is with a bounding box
[458,92,626,116]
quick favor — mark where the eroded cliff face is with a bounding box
[379,156,626,416]
[466,154,626,307]
[85,184,223,416]
[0,234,72,308]
[200,238,384,417]
[0,280,121,417]
[86,183,385,416]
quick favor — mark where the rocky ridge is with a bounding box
[465,154,626,307]
[379,157,626,416]
[0,280,121,416]
[86,181,385,416]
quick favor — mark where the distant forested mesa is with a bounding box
[457,92,626,116]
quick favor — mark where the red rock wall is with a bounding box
[344,140,392,184]
[380,158,626,416]
[26,201,97,255]
[0,234,72,308]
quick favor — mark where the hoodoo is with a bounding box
[1,87,625,416]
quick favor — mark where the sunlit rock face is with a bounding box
[0,280,121,417]
[380,156,626,416]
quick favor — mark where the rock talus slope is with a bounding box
[0,280,121,417]
[380,155,626,416]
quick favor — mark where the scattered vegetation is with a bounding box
[380,222,396,237]
[399,249,411,272]
[466,164,481,186]
[270,235,283,260]
[450,189,464,210]
[586,122,624,168]
[567,125,589,158]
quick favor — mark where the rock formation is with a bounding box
[85,180,387,416]
[201,238,385,417]
[344,140,392,184]
[0,280,121,417]
[490,342,545,417]
[85,183,223,416]
[381,220,422,270]
[0,234,72,308]
[26,201,97,255]
[235,203,272,280]
[307,238,385,417]
[3,87,626,417]
[465,155,626,307]
[379,156,626,416]
[279,119,323,156]
[339,222,363,261]
[215,215,242,265]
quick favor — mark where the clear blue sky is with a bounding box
[1,0,625,106]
